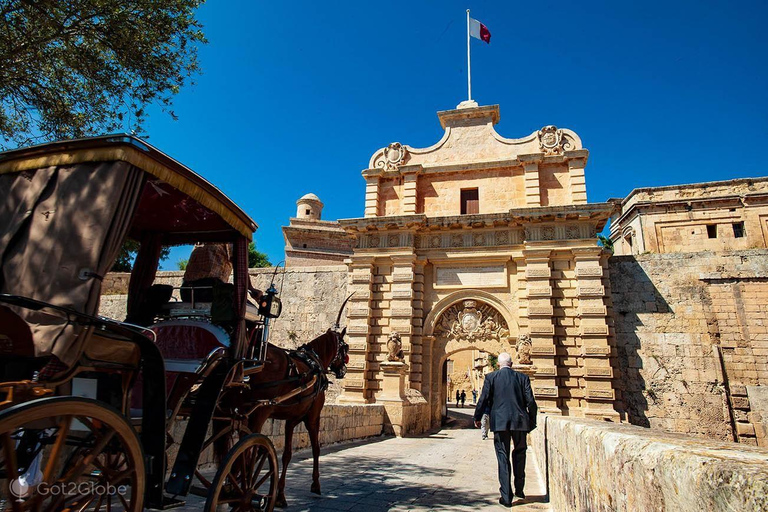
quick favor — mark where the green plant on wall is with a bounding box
[488,354,499,371]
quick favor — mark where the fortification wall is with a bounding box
[609,250,768,445]
[531,415,768,512]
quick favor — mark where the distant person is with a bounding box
[456,389,460,408]
[474,352,537,507]
[472,389,478,404]
[480,403,490,440]
[460,390,466,408]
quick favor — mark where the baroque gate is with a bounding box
[338,101,622,435]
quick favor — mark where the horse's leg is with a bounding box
[306,395,325,495]
[275,418,298,508]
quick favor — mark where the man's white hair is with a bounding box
[498,352,512,367]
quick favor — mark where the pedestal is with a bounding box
[379,361,408,436]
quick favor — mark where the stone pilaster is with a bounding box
[338,256,375,403]
[522,248,559,414]
[522,157,541,207]
[567,157,588,204]
[364,176,380,217]
[401,171,419,215]
[389,254,421,390]
[573,247,620,421]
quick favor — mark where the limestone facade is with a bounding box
[283,193,354,267]
[609,177,768,255]
[336,102,622,434]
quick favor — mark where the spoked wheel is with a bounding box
[0,396,144,512]
[204,433,278,512]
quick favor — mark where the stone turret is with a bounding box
[296,193,323,221]
[283,193,353,267]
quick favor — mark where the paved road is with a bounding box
[177,407,550,511]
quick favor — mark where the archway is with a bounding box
[425,295,518,430]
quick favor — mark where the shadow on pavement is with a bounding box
[282,454,501,511]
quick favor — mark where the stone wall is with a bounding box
[531,415,768,512]
[609,250,768,445]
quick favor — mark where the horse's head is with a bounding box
[327,293,353,379]
[328,327,349,379]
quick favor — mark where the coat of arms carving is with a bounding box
[538,125,571,155]
[376,142,408,172]
[435,300,511,344]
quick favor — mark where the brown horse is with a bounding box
[216,325,349,507]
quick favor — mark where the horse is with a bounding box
[214,300,350,508]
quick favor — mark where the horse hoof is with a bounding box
[311,483,321,495]
[275,496,287,508]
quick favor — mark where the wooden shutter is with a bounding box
[461,189,479,215]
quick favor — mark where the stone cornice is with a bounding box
[341,203,615,237]
[612,192,768,227]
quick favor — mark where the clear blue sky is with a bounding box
[142,0,768,269]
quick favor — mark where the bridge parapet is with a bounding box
[532,415,768,511]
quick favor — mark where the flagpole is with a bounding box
[466,9,472,101]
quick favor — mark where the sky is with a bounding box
[140,0,768,269]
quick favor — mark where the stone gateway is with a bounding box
[335,101,620,434]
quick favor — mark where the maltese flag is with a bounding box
[469,17,491,44]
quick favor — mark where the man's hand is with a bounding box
[474,420,481,428]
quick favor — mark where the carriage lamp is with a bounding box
[258,285,282,319]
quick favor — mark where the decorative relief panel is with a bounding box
[586,389,615,400]
[576,267,603,277]
[434,300,511,344]
[435,266,506,288]
[344,379,365,389]
[578,286,605,296]
[530,345,556,355]
[525,268,551,278]
[533,386,559,397]
[584,367,613,378]
[356,232,415,249]
[415,229,522,249]
[524,224,591,242]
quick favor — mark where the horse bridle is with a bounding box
[328,329,348,379]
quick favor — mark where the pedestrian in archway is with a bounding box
[456,389,460,408]
[472,389,478,404]
[460,390,466,408]
[473,352,538,507]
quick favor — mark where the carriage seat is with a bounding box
[130,319,229,419]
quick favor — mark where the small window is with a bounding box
[706,225,717,238]
[460,188,479,215]
[302,244,307,248]
[733,222,745,238]
[305,209,311,215]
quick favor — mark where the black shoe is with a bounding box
[498,497,512,508]
[515,491,526,500]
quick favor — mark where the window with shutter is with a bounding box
[461,188,479,215]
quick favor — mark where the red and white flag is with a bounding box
[469,17,491,44]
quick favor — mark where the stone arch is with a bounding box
[424,289,519,339]
[424,292,519,429]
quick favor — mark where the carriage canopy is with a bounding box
[0,135,257,365]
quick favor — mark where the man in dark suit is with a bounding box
[474,352,538,507]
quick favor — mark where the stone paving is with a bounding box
[176,407,549,511]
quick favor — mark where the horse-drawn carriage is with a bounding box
[0,136,349,511]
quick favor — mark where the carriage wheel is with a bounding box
[204,433,278,512]
[0,396,144,512]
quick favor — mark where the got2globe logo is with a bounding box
[8,478,128,502]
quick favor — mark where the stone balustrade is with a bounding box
[530,415,768,512]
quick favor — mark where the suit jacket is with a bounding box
[473,367,537,432]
